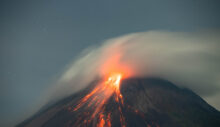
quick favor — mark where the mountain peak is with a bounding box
[17,77,220,127]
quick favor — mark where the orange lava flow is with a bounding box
[68,51,160,127]
[69,52,138,127]
[97,114,105,127]
[69,72,156,127]
[71,73,126,127]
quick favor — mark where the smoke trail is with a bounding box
[52,30,220,110]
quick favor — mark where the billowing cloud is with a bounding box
[50,31,220,110]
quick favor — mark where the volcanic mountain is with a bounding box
[17,77,220,127]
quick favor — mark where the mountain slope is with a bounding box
[17,78,220,127]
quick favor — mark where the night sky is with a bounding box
[1,0,220,126]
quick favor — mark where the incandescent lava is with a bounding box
[71,73,127,127]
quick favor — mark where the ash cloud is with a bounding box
[52,31,220,110]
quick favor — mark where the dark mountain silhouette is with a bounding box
[17,78,220,127]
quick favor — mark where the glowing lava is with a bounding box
[105,74,121,91]
[69,53,143,127]
[70,73,126,127]
[69,71,155,127]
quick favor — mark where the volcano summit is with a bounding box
[17,78,220,127]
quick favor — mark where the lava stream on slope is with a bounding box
[68,71,155,127]
[70,74,127,127]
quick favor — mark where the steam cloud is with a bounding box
[50,31,220,110]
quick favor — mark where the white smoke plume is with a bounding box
[51,30,220,110]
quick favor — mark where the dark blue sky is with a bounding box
[1,0,220,126]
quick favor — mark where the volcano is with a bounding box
[17,77,220,127]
